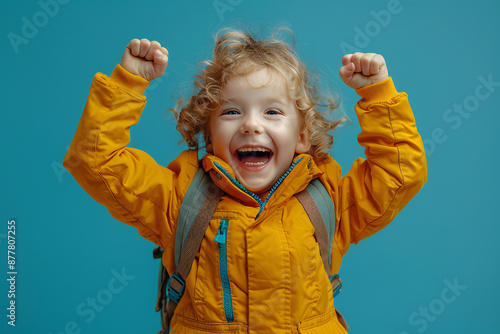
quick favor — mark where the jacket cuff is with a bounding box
[109,64,150,95]
[355,77,400,106]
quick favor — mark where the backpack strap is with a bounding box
[296,178,349,330]
[175,167,219,267]
[157,167,224,334]
[296,178,335,273]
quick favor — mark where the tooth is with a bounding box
[243,160,268,166]
[238,147,270,153]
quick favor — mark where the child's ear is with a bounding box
[204,129,214,153]
[205,135,214,153]
[205,139,213,153]
[295,128,311,154]
[206,143,213,153]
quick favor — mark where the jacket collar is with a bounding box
[202,153,323,217]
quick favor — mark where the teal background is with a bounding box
[1,0,499,333]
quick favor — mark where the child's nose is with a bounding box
[240,114,264,135]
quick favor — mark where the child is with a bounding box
[64,29,427,333]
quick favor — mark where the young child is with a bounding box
[64,29,427,333]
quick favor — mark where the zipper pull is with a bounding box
[214,219,228,244]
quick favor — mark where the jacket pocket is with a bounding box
[297,309,348,334]
[171,313,248,333]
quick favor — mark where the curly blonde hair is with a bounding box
[172,27,347,159]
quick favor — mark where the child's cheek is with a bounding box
[211,121,234,157]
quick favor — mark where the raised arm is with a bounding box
[63,40,196,249]
[332,53,427,253]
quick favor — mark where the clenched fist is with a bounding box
[339,52,389,90]
[120,38,169,81]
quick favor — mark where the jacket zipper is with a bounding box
[214,219,234,321]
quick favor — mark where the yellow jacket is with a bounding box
[64,64,427,333]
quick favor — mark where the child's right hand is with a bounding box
[120,39,169,81]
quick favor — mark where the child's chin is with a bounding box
[241,180,272,195]
[233,170,271,194]
[252,188,271,195]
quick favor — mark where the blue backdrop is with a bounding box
[2,1,499,333]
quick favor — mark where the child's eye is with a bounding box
[266,109,281,115]
[223,110,239,115]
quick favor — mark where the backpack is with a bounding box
[152,167,348,333]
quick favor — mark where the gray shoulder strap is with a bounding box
[296,178,336,270]
[174,166,220,268]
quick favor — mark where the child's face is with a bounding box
[209,68,310,193]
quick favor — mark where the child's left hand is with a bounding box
[339,53,389,90]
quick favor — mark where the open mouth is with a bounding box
[235,147,272,166]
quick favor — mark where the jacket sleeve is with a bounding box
[63,64,197,250]
[332,77,427,254]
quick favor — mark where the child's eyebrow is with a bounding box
[222,96,288,107]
